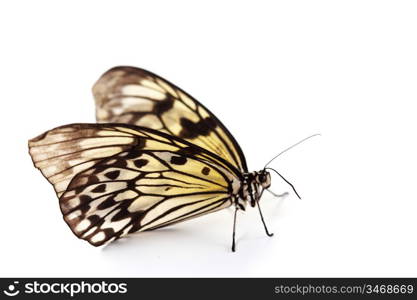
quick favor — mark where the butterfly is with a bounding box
[28,66,304,251]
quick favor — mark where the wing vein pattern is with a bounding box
[93,66,248,172]
[29,123,239,246]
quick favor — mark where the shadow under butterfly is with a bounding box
[28,66,318,251]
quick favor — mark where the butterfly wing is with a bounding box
[93,66,248,172]
[29,124,241,246]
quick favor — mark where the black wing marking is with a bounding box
[29,123,240,246]
[93,66,248,172]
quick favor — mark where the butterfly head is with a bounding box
[239,170,272,208]
[257,169,272,189]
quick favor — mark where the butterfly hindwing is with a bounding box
[29,124,239,246]
[93,66,248,172]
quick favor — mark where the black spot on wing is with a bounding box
[170,156,187,165]
[179,117,217,139]
[111,209,130,222]
[202,167,210,175]
[78,195,93,212]
[113,158,128,168]
[105,170,120,180]
[91,184,106,193]
[125,148,144,159]
[97,196,117,210]
[134,159,148,168]
[177,146,201,156]
[153,96,174,114]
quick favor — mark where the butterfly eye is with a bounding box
[258,172,271,188]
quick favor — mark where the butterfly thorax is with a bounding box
[236,170,271,210]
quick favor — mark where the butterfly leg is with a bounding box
[256,199,274,237]
[231,206,238,252]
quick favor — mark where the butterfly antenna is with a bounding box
[265,167,301,199]
[264,133,321,168]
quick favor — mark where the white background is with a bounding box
[0,0,416,277]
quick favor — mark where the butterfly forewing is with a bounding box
[93,66,248,172]
[29,124,239,246]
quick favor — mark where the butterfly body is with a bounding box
[235,170,272,210]
[29,66,284,251]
